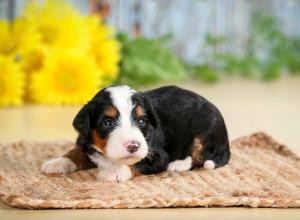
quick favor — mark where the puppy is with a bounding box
[42,85,230,182]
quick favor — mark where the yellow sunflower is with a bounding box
[21,0,90,52]
[0,56,25,106]
[21,45,47,74]
[29,50,102,105]
[0,19,40,57]
[87,16,121,83]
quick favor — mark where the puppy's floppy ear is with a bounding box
[142,95,159,128]
[73,103,94,135]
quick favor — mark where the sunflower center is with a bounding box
[39,25,58,45]
[56,70,78,92]
[24,50,44,73]
[0,39,19,56]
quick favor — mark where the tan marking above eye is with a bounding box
[136,105,146,117]
[91,129,107,154]
[104,106,118,118]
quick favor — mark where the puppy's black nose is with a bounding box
[126,141,140,153]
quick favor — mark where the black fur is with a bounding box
[73,89,115,157]
[73,85,230,174]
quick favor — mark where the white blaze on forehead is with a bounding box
[106,85,136,126]
[104,85,148,163]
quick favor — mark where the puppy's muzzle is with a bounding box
[124,140,140,153]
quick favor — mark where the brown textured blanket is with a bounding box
[0,132,299,209]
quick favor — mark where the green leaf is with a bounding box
[190,65,219,83]
[262,62,281,81]
[118,36,186,87]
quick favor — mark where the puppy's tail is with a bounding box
[203,160,215,170]
[202,142,231,170]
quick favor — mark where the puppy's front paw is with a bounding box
[167,156,192,172]
[41,157,76,174]
[98,165,132,182]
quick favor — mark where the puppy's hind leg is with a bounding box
[41,147,95,174]
[201,123,230,169]
[191,126,230,170]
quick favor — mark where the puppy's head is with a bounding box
[73,85,158,165]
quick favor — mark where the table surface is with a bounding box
[0,77,299,219]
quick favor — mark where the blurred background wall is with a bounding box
[0,0,299,153]
[1,0,300,63]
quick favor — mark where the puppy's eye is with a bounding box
[103,118,115,128]
[137,118,147,128]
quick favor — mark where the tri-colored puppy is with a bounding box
[42,85,230,182]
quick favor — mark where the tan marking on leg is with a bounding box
[63,147,95,170]
[91,129,108,154]
[191,136,204,166]
[104,106,118,118]
[136,105,146,117]
[130,166,141,177]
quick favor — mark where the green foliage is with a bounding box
[262,61,281,81]
[187,34,223,83]
[189,64,219,83]
[117,10,300,86]
[190,10,300,82]
[205,34,227,46]
[117,33,186,87]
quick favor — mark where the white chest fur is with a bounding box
[88,153,132,182]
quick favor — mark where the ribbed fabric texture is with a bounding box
[0,132,299,209]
